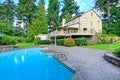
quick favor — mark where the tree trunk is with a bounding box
[107,0,110,20]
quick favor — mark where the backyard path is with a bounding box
[44,45,120,80]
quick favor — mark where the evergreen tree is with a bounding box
[17,0,37,36]
[47,0,59,27]
[0,0,15,26]
[103,5,120,36]
[95,0,119,20]
[60,0,79,21]
[17,0,36,25]
[29,1,48,39]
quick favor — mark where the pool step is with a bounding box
[53,52,67,61]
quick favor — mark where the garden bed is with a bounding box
[104,52,120,67]
[0,45,13,52]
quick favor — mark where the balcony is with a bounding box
[49,30,94,37]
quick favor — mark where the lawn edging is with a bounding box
[104,52,120,67]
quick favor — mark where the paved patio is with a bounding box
[45,45,120,80]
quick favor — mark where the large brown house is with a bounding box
[49,10,102,43]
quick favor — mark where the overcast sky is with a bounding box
[1,0,95,12]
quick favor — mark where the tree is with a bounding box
[60,0,79,21]
[0,0,15,26]
[95,0,120,36]
[95,0,119,20]
[103,5,120,36]
[47,0,59,27]
[17,0,36,36]
[29,1,48,39]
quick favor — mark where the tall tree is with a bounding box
[103,5,120,36]
[17,0,36,36]
[47,0,59,27]
[29,1,48,39]
[95,0,119,20]
[60,0,79,21]
[17,0,36,26]
[0,0,15,26]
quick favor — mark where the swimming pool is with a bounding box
[0,48,74,80]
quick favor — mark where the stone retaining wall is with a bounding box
[104,52,120,67]
[0,45,13,52]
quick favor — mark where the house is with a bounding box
[49,10,102,43]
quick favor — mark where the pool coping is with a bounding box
[53,56,76,74]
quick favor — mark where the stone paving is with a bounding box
[44,45,120,80]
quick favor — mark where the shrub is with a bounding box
[19,37,26,43]
[115,40,120,44]
[101,37,110,44]
[26,38,33,43]
[56,39,64,45]
[1,36,16,45]
[12,36,20,43]
[39,40,50,44]
[34,37,40,45]
[113,48,120,58]
[64,38,75,47]
[11,36,26,43]
[75,38,87,46]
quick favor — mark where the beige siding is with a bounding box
[80,10,102,34]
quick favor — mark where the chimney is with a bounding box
[62,18,65,27]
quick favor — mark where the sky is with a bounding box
[1,0,95,12]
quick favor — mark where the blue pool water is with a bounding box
[0,48,74,80]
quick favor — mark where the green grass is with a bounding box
[14,43,36,48]
[82,43,120,51]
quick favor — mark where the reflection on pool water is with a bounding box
[0,48,74,80]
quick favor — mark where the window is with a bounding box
[91,21,92,26]
[91,12,93,16]
[83,28,87,31]
[83,17,88,24]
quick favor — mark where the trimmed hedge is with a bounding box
[39,40,50,44]
[64,38,75,47]
[56,39,64,45]
[75,38,87,46]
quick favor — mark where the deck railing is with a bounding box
[49,30,94,37]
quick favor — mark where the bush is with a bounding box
[26,38,33,43]
[64,38,75,47]
[113,48,120,58]
[115,40,120,44]
[75,38,87,46]
[11,36,27,43]
[56,39,64,45]
[19,37,26,43]
[39,40,50,44]
[34,37,40,45]
[1,36,16,45]
[101,37,110,44]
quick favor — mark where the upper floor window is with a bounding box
[91,21,92,26]
[91,12,93,17]
[83,17,88,24]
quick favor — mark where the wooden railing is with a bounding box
[49,30,94,37]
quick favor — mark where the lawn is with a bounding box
[82,43,120,51]
[14,43,36,48]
